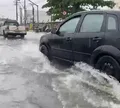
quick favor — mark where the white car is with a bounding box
[0,19,27,38]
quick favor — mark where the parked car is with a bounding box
[40,10,120,80]
[0,19,27,38]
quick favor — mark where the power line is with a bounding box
[19,2,24,8]
[28,0,38,6]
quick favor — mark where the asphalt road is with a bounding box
[0,32,120,108]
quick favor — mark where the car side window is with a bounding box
[107,14,118,31]
[59,17,80,34]
[80,14,104,32]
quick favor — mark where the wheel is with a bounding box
[21,35,24,39]
[40,45,52,60]
[3,31,7,38]
[96,56,120,80]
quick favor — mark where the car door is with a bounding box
[72,13,106,63]
[50,16,81,62]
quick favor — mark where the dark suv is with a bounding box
[40,10,120,80]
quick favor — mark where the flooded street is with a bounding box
[0,32,119,108]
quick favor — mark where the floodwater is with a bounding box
[0,32,119,108]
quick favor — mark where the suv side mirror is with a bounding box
[51,28,57,34]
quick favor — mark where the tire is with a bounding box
[40,45,52,60]
[96,56,120,81]
[21,35,24,39]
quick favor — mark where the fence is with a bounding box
[28,21,62,31]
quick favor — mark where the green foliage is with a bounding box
[42,0,115,21]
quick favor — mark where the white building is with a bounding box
[26,10,51,23]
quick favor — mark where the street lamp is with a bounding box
[28,0,39,25]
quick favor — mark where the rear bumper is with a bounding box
[6,32,27,36]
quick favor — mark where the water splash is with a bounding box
[52,62,120,108]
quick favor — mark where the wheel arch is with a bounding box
[40,36,51,49]
[40,42,51,51]
[91,45,120,66]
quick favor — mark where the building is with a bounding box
[114,0,120,10]
[26,10,51,23]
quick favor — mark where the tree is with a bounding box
[42,0,115,21]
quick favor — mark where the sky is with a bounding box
[0,0,119,20]
[0,0,47,19]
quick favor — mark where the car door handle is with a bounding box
[92,37,102,41]
[66,37,72,41]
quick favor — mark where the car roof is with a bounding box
[72,10,120,17]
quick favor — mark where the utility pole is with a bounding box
[33,6,35,30]
[19,7,22,25]
[15,0,18,21]
[24,0,27,26]
[37,5,39,24]
[30,4,35,30]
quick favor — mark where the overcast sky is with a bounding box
[0,0,117,20]
[0,0,47,19]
